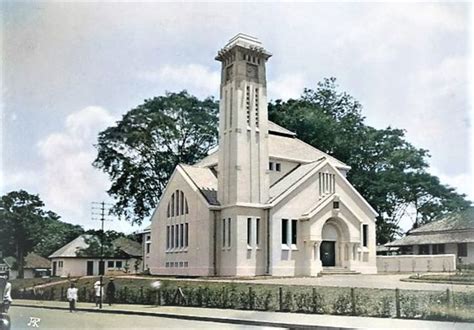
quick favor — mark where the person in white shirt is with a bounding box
[3,275,12,313]
[66,282,78,312]
[93,280,103,307]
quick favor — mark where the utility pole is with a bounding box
[92,201,113,310]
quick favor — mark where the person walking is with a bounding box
[3,274,12,313]
[66,282,78,312]
[106,278,116,306]
[93,280,103,307]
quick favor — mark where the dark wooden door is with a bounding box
[320,241,336,267]
[52,261,57,276]
[86,261,94,275]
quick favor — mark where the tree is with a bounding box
[0,190,62,278]
[93,91,219,225]
[33,215,84,258]
[76,230,129,257]
[269,78,471,243]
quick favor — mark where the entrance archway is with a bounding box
[321,222,338,267]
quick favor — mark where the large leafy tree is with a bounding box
[33,215,84,258]
[76,230,128,258]
[94,91,219,225]
[269,78,470,242]
[0,190,78,278]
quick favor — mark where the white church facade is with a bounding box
[149,34,378,277]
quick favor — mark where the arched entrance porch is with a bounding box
[319,218,349,268]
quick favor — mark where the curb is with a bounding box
[13,303,348,329]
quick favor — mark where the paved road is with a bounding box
[9,306,277,330]
[212,274,474,292]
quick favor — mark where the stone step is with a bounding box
[320,268,360,275]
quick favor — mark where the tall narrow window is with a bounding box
[275,163,281,172]
[171,193,175,217]
[171,226,175,248]
[166,226,170,249]
[291,220,297,245]
[246,86,250,125]
[185,200,189,214]
[228,218,232,247]
[362,224,369,247]
[247,218,252,246]
[230,88,233,127]
[281,219,288,245]
[167,204,170,218]
[255,88,259,127]
[222,219,226,247]
[175,224,179,249]
[224,90,228,129]
[185,223,189,247]
[256,218,260,246]
[269,162,274,171]
[180,191,184,215]
[176,190,180,216]
[180,224,184,248]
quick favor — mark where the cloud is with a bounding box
[136,64,220,98]
[36,106,116,225]
[268,73,306,101]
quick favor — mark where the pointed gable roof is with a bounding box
[180,164,219,205]
[49,234,93,258]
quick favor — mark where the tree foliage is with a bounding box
[93,91,219,225]
[76,230,136,258]
[0,190,83,278]
[269,78,471,242]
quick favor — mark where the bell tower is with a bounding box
[215,34,272,206]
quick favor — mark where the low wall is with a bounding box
[376,254,456,273]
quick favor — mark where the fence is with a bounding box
[12,283,474,322]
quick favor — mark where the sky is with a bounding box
[1,1,472,234]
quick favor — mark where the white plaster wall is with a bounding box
[149,169,214,276]
[377,255,456,272]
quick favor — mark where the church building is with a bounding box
[149,34,378,276]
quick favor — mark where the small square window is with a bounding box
[165,262,169,268]
[179,261,183,268]
[184,261,188,268]
[116,261,123,268]
[276,163,281,172]
[333,201,340,209]
[269,162,274,171]
[107,261,114,268]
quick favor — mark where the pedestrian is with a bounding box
[93,280,103,307]
[66,282,78,312]
[3,274,12,313]
[106,278,116,306]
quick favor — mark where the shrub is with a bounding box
[333,293,352,315]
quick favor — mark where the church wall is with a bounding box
[149,170,214,276]
[217,206,267,276]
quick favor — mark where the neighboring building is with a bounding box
[386,208,474,265]
[49,235,143,277]
[136,225,151,273]
[2,253,51,279]
[149,34,378,277]
[376,245,399,256]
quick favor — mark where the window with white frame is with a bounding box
[319,172,336,195]
[281,219,298,248]
[256,218,260,246]
[222,218,232,248]
[247,218,252,246]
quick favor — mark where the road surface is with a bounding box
[9,306,279,330]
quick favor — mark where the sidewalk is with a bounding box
[13,299,472,329]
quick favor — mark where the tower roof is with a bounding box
[216,33,272,61]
